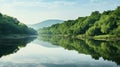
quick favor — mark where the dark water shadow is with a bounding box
[0,37,36,58]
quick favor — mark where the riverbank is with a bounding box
[39,34,120,41]
[0,34,38,39]
[76,35,120,41]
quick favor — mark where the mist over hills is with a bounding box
[29,19,64,30]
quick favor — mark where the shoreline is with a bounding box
[39,34,120,41]
[76,35,120,41]
[0,34,38,39]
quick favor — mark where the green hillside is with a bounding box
[0,13,37,35]
[39,6,120,37]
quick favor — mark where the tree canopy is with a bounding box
[0,13,37,35]
[39,6,120,36]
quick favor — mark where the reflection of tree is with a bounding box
[85,39,120,65]
[39,36,120,65]
[0,37,36,57]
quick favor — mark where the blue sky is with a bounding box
[0,0,120,24]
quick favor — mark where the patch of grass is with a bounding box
[93,35,119,40]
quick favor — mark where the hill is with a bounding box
[0,13,37,35]
[30,19,63,30]
[39,6,120,38]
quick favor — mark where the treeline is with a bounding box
[0,13,37,35]
[39,6,120,36]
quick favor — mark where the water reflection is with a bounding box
[39,36,120,65]
[0,37,36,58]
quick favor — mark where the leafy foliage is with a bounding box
[0,13,37,35]
[39,6,120,36]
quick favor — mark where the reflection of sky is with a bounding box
[0,41,119,67]
[32,39,59,48]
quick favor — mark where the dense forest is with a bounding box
[0,13,37,35]
[39,6,120,37]
[39,36,120,65]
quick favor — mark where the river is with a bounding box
[0,36,119,67]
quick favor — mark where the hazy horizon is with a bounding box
[0,0,120,24]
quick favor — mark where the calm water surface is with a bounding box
[0,36,120,67]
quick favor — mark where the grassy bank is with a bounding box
[39,34,120,41]
[77,34,120,41]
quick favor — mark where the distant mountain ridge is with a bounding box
[30,19,64,30]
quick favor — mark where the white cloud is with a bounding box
[0,0,77,24]
[90,0,98,2]
[0,0,4,2]
[1,1,75,8]
[0,0,120,24]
